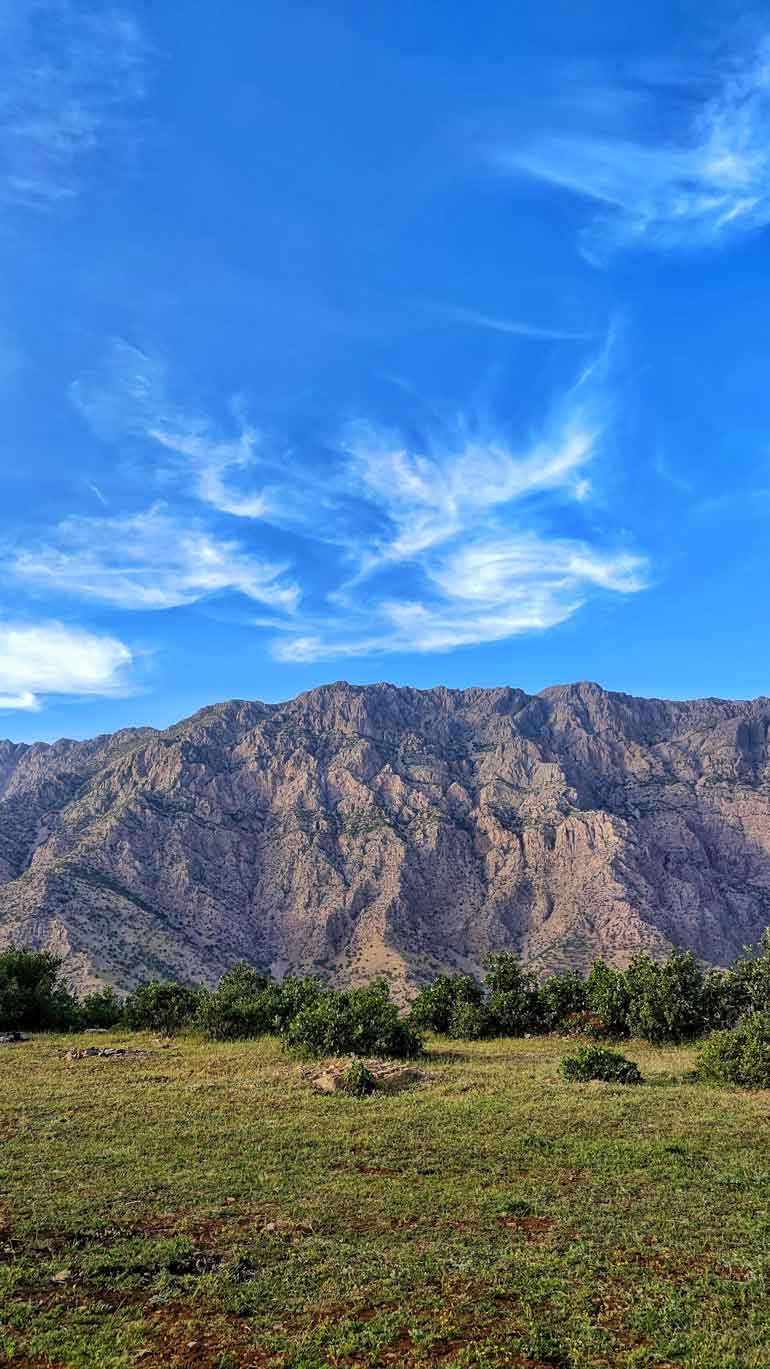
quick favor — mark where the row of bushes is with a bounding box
[408,936,770,1045]
[560,1015,770,1091]
[5,931,770,1063]
[122,966,422,1057]
[0,950,422,1058]
[0,948,124,1033]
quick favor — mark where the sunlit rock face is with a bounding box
[1,680,769,996]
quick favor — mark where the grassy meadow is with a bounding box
[2,1032,770,1369]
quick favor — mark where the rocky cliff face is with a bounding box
[1,680,770,995]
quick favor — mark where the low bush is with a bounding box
[625,950,706,1044]
[197,984,282,1040]
[282,981,422,1059]
[271,975,325,1028]
[485,954,541,1035]
[729,931,770,1014]
[702,967,746,1031]
[123,980,204,1035]
[561,1045,643,1084]
[197,969,323,1041]
[538,969,587,1032]
[0,947,81,1031]
[447,999,490,1040]
[79,987,124,1029]
[215,963,271,998]
[696,1013,770,1089]
[585,960,630,1038]
[486,988,537,1036]
[409,974,483,1033]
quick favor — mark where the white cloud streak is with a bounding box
[72,342,274,520]
[341,407,600,573]
[11,505,299,613]
[44,340,648,670]
[147,424,269,519]
[0,1,150,209]
[0,620,132,710]
[448,305,592,341]
[499,37,770,257]
[275,534,646,662]
[271,370,648,661]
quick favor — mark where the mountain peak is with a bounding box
[2,678,770,993]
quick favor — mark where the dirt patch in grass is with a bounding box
[4,1281,272,1369]
[356,1164,403,1178]
[2,1357,70,1369]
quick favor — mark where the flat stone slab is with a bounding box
[64,1046,154,1061]
[301,1058,428,1094]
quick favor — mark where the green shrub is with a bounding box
[216,962,271,997]
[625,950,705,1044]
[485,954,541,1035]
[447,999,490,1040]
[485,952,535,996]
[731,931,770,1014]
[123,980,204,1035]
[585,959,630,1037]
[282,981,422,1059]
[561,1044,643,1084]
[702,967,746,1031]
[485,989,535,1035]
[197,984,282,1040]
[0,946,81,1031]
[697,1013,770,1088]
[79,987,124,1029]
[538,970,587,1031]
[409,974,483,1033]
[197,972,325,1042]
[338,1061,377,1096]
[272,975,324,1027]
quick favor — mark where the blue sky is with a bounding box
[3,0,770,740]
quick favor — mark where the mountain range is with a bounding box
[1,680,770,995]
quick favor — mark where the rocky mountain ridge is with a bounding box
[1,679,770,995]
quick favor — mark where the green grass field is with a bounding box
[2,1032,770,1369]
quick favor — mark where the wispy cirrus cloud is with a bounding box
[445,305,593,342]
[72,342,277,520]
[11,505,299,613]
[273,483,647,664]
[0,620,132,710]
[50,337,648,665]
[497,36,770,259]
[340,403,599,575]
[146,425,269,519]
[272,358,647,661]
[276,533,647,662]
[0,1,151,210]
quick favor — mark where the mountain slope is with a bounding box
[1,680,770,994]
